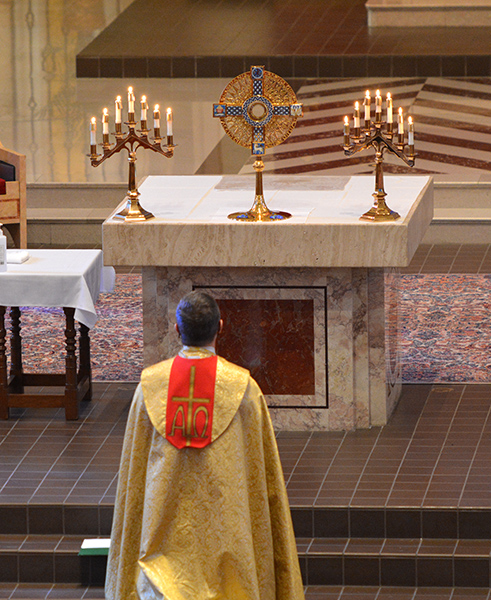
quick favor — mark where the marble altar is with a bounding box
[103,175,433,431]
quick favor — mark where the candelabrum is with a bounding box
[343,89,416,222]
[88,87,175,221]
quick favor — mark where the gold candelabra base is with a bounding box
[113,191,154,221]
[360,189,400,222]
[227,157,292,222]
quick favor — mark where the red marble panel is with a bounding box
[216,298,315,396]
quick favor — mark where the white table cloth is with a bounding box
[0,249,115,329]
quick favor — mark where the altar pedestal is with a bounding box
[103,175,433,431]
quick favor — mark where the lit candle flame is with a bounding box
[91,117,96,125]
[344,116,349,125]
[154,104,160,112]
[355,101,359,110]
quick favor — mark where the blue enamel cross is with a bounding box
[213,65,303,155]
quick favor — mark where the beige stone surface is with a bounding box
[102,175,433,268]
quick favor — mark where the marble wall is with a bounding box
[142,265,401,432]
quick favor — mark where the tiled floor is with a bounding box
[401,244,491,274]
[3,584,491,600]
[1,382,491,510]
[76,0,491,79]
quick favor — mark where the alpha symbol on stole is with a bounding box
[170,366,210,443]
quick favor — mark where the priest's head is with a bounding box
[175,291,222,347]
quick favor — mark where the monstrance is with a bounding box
[213,66,303,221]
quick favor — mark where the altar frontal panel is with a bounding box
[142,266,400,431]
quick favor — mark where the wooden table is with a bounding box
[0,250,115,420]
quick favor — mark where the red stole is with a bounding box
[166,355,217,449]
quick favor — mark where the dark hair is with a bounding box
[176,291,221,346]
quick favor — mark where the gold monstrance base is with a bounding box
[228,157,291,221]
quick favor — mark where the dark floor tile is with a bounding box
[350,509,385,538]
[0,554,17,582]
[76,58,99,78]
[307,556,343,586]
[416,557,453,587]
[422,510,458,539]
[313,508,349,538]
[99,58,123,78]
[28,506,63,535]
[196,57,220,78]
[0,507,27,534]
[18,553,54,583]
[54,554,81,584]
[381,557,416,586]
[171,57,195,78]
[291,508,313,538]
[458,509,491,539]
[147,57,171,78]
[123,58,148,78]
[454,557,490,587]
[344,556,380,586]
[63,507,99,536]
[386,509,421,538]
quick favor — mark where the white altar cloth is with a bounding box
[0,249,115,328]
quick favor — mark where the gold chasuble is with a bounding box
[105,348,305,600]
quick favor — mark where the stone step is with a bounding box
[297,537,491,588]
[18,180,491,247]
[3,503,491,539]
[1,585,490,600]
[0,534,103,584]
[2,533,491,587]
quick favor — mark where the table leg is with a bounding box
[79,323,92,401]
[0,306,9,419]
[9,307,24,393]
[63,307,78,420]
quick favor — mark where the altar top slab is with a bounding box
[102,175,433,268]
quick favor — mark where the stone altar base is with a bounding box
[103,174,432,432]
[366,0,491,27]
[142,265,401,432]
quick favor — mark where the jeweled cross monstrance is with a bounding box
[213,66,303,221]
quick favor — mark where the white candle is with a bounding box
[141,95,148,121]
[153,104,161,130]
[398,107,404,135]
[354,101,360,129]
[90,117,97,146]
[166,107,173,136]
[102,108,109,135]
[343,116,350,145]
[375,89,382,113]
[408,116,414,145]
[364,90,371,121]
[386,93,393,124]
[115,96,122,124]
[128,86,135,114]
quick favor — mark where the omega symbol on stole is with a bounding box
[166,357,217,449]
